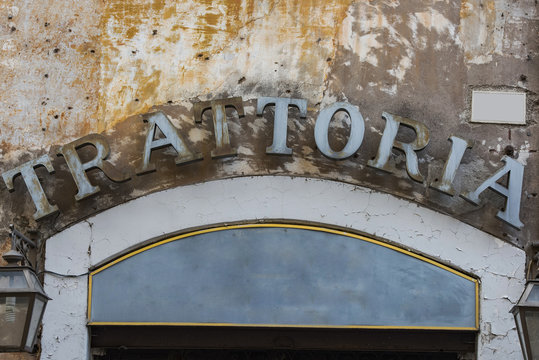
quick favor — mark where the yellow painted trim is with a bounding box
[475,281,480,329]
[87,275,92,322]
[87,321,477,331]
[88,223,480,330]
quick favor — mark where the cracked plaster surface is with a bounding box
[42,176,525,360]
[98,0,350,130]
[0,1,536,356]
[0,0,536,249]
[1,0,535,151]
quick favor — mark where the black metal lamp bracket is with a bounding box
[3,224,36,266]
[526,241,539,280]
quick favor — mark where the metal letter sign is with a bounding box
[137,112,202,174]
[463,156,525,229]
[368,112,430,182]
[314,102,365,159]
[193,97,245,158]
[58,134,130,201]
[257,97,307,155]
[430,136,473,196]
[0,95,528,231]
[1,155,59,220]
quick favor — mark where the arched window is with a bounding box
[89,224,478,330]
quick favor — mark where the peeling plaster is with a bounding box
[0,2,537,355]
[0,0,535,154]
[98,0,351,128]
[0,0,101,151]
[42,177,526,360]
[459,0,538,65]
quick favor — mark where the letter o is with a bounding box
[314,102,365,159]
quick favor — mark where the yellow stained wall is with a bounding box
[0,0,534,154]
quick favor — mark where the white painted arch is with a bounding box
[41,176,526,360]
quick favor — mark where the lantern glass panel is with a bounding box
[526,285,539,302]
[0,295,30,348]
[25,297,45,350]
[27,272,44,293]
[514,311,528,359]
[525,310,539,360]
[0,271,28,289]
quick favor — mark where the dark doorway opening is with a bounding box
[90,326,475,359]
[96,349,459,360]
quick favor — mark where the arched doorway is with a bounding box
[41,177,525,359]
[87,224,478,356]
[94,349,462,360]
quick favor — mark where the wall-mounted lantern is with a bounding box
[512,244,539,360]
[0,225,50,352]
[512,280,539,360]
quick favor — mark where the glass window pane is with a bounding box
[526,284,539,303]
[27,272,44,293]
[515,313,529,360]
[90,227,478,328]
[0,295,30,348]
[0,271,28,289]
[25,298,45,349]
[525,311,539,360]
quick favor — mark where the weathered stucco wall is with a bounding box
[0,0,100,157]
[3,0,537,136]
[2,0,537,145]
[41,177,526,360]
[0,0,536,250]
[0,0,537,358]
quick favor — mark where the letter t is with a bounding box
[2,155,59,220]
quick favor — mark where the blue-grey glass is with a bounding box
[0,271,28,289]
[25,298,45,349]
[27,272,44,292]
[525,311,539,360]
[515,313,527,359]
[527,284,539,303]
[0,295,30,347]
[90,227,477,328]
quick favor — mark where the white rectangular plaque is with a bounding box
[471,90,526,125]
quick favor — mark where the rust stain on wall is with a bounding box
[459,0,538,66]
[98,0,352,130]
[0,353,36,360]
[0,0,101,152]
[0,0,536,252]
[0,0,533,152]
[459,0,498,64]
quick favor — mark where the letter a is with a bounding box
[137,112,202,175]
[462,156,525,229]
